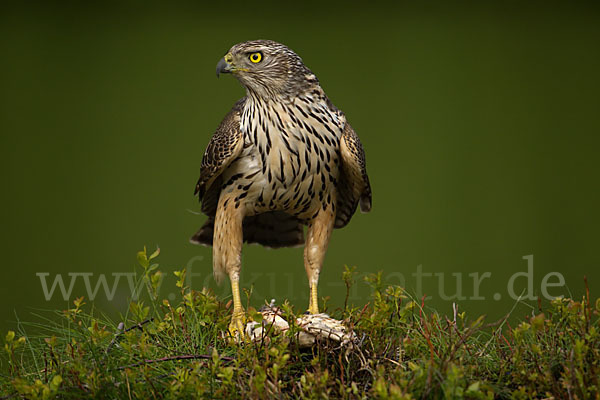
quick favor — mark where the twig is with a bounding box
[106,319,154,355]
[116,354,234,370]
[584,276,591,331]
[124,318,155,333]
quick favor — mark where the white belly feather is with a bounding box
[220,95,344,221]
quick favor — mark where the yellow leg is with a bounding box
[213,192,246,341]
[229,278,246,338]
[304,203,335,315]
[309,284,319,314]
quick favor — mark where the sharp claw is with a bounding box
[228,312,248,343]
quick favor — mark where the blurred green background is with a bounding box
[1,2,599,332]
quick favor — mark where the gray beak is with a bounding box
[216,57,232,77]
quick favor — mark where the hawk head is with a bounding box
[216,40,317,98]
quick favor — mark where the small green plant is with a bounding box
[1,249,598,399]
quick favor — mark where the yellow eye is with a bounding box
[249,52,262,63]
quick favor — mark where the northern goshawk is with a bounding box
[191,40,372,336]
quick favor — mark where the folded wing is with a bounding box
[335,122,372,228]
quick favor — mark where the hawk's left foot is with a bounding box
[308,284,319,314]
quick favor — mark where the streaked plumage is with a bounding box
[191,40,371,336]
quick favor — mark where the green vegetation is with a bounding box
[1,249,599,399]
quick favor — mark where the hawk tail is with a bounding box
[242,212,305,249]
[189,218,215,247]
[190,212,305,250]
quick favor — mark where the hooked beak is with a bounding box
[216,56,233,77]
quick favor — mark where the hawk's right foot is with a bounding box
[228,309,247,342]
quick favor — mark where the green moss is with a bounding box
[1,248,598,399]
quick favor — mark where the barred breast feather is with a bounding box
[192,90,371,248]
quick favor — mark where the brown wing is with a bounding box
[335,122,372,228]
[194,98,246,215]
